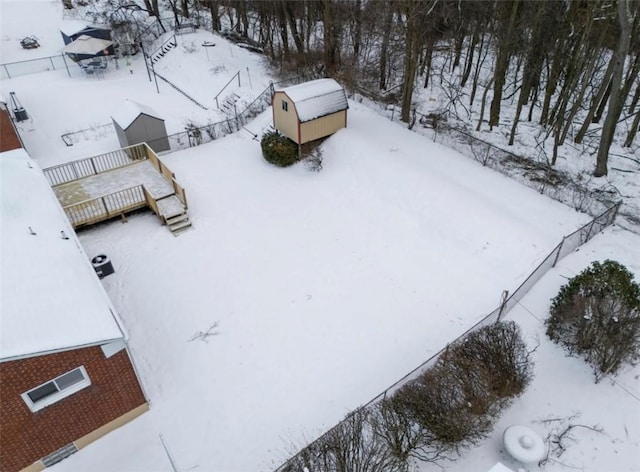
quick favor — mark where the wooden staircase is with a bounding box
[150,38,177,64]
[165,212,192,235]
[157,195,192,235]
[220,93,240,117]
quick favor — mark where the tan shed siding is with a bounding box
[300,110,347,144]
[272,92,300,143]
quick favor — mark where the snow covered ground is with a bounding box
[1,2,639,471]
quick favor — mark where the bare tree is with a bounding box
[595,0,634,177]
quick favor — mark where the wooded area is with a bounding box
[79,0,640,177]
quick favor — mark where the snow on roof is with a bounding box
[59,20,91,36]
[0,149,125,361]
[278,78,348,122]
[111,99,164,130]
[59,20,109,37]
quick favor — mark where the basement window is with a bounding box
[282,100,288,112]
[21,366,91,412]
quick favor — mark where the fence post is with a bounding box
[61,54,71,77]
[552,237,565,267]
[611,201,622,223]
[584,219,597,243]
[496,290,509,322]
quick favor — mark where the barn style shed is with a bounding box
[272,78,348,145]
[112,100,170,153]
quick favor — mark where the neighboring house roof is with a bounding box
[0,149,125,361]
[111,100,164,131]
[59,20,91,37]
[59,20,109,37]
[277,78,348,123]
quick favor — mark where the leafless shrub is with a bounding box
[284,408,401,472]
[469,140,493,166]
[451,321,534,400]
[304,148,324,172]
[536,413,604,467]
[188,322,220,343]
[182,41,197,54]
[371,398,432,467]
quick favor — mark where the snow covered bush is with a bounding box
[281,408,401,472]
[451,321,533,400]
[372,321,533,466]
[261,131,298,167]
[546,260,640,382]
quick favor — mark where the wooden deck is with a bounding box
[53,161,174,207]
[43,143,191,234]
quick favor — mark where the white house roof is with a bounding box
[0,149,125,361]
[111,100,164,130]
[278,78,348,122]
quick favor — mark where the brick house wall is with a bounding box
[0,345,146,472]
[0,108,22,152]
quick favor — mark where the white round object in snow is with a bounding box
[503,425,546,464]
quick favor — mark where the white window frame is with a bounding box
[282,100,288,112]
[21,366,91,413]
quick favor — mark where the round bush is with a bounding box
[546,259,640,381]
[261,131,298,167]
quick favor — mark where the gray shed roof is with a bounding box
[111,100,164,130]
[278,78,348,123]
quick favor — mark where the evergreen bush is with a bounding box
[261,130,298,167]
[546,260,640,382]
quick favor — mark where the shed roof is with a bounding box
[111,100,164,131]
[278,78,348,123]
[0,149,125,361]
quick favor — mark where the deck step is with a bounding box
[166,213,189,225]
[168,215,192,235]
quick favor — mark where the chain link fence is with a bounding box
[274,201,620,472]
[410,115,632,229]
[1,55,72,80]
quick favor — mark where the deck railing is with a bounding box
[49,142,186,228]
[171,178,187,208]
[142,186,161,219]
[43,143,148,186]
[63,185,147,227]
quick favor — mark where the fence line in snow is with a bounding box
[273,201,621,472]
[0,54,72,80]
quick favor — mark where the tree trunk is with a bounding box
[277,3,290,61]
[207,0,220,31]
[460,29,478,88]
[284,1,304,55]
[379,1,394,89]
[489,0,520,129]
[575,58,616,143]
[400,0,420,122]
[595,0,632,177]
[322,0,341,76]
[624,110,640,146]
[353,0,362,60]
[469,32,487,106]
[629,78,640,115]
[477,77,495,131]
